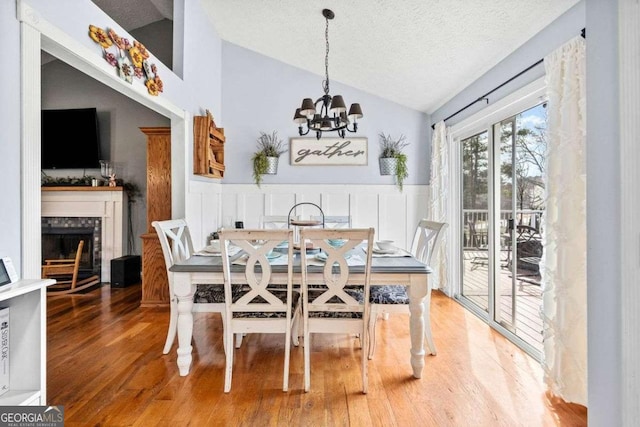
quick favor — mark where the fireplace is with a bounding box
[41,187,126,282]
[41,218,102,276]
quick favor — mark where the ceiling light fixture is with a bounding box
[293,9,363,140]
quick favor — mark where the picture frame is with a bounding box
[290,137,368,166]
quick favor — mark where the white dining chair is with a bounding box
[368,220,448,359]
[219,228,299,392]
[153,219,238,355]
[259,215,292,229]
[311,215,352,229]
[300,227,374,394]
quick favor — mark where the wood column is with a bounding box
[140,127,171,306]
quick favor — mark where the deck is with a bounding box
[461,249,543,354]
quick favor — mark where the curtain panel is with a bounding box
[428,121,449,294]
[542,36,587,406]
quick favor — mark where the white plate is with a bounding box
[202,244,221,254]
[373,247,396,254]
[266,252,281,260]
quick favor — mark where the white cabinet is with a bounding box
[0,279,54,405]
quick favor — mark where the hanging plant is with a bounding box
[379,133,409,191]
[252,131,287,187]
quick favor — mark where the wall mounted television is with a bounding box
[41,107,102,169]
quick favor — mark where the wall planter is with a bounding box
[265,156,279,174]
[379,157,397,175]
[379,133,409,191]
[252,131,287,187]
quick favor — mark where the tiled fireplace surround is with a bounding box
[41,217,102,275]
[41,188,126,282]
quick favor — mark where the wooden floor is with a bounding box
[46,284,586,426]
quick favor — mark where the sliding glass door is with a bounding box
[459,102,546,358]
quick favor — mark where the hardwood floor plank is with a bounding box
[46,285,586,426]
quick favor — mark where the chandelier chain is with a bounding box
[323,15,330,96]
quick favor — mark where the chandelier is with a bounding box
[293,9,363,140]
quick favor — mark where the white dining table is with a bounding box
[169,249,432,379]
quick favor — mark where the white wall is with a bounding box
[585,0,621,424]
[221,42,430,185]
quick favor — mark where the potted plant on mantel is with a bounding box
[252,131,287,187]
[379,132,409,191]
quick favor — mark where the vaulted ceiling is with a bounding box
[93,0,580,114]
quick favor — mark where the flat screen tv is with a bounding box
[41,108,102,169]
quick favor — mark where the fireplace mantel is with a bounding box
[41,187,127,282]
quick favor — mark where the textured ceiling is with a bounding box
[88,0,579,114]
[91,0,173,31]
[202,0,579,114]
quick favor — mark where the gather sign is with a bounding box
[289,138,368,166]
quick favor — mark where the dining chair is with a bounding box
[259,215,291,229]
[300,227,374,393]
[311,215,352,229]
[153,219,237,355]
[219,228,298,392]
[368,220,447,359]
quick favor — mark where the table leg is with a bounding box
[174,274,195,376]
[408,274,427,378]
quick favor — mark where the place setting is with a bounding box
[195,241,242,257]
[365,240,412,257]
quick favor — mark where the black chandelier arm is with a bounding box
[297,125,310,136]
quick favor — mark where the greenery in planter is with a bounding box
[252,131,287,187]
[379,132,409,190]
[41,175,95,186]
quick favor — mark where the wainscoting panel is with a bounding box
[379,193,409,248]
[186,184,429,251]
[266,192,296,216]
[352,192,380,231]
[320,192,352,218]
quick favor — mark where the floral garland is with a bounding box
[88,25,163,96]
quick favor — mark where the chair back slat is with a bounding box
[219,229,294,316]
[410,220,448,265]
[259,215,292,230]
[311,215,352,229]
[300,228,374,315]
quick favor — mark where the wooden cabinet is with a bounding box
[193,110,226,178]
[0,279,54,405]
[140,127,171,306]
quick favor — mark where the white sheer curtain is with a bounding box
[428,121,449,294]
[542,36,587,406]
